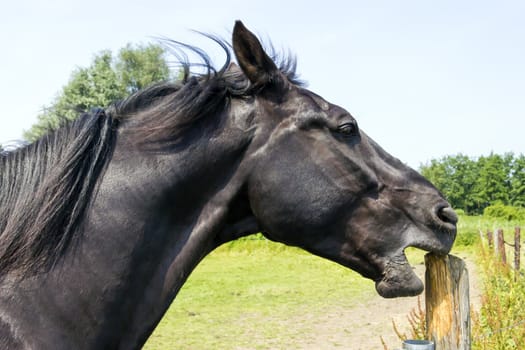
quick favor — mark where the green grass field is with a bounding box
[143,239,375,349]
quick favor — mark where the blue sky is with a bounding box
[1,0,523,168]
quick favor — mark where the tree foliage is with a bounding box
[24,43,170,141]
[420,153,525,215]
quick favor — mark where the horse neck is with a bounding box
[9,120,255,349]
[95,126,258,347]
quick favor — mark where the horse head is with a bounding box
[232,21,457,298]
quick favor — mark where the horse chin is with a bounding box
[374,254,424,298]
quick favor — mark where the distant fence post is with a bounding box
[515,227,521,271]
[425,254,471,350]
[496,229,507,264]
[487,230,493,248]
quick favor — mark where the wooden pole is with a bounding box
[496,229,506,264]
[487,230,493,248]
[425,254,471,350]
[515,227,521,271]
[494,229,499,257]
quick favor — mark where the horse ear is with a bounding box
[232,21,279,87]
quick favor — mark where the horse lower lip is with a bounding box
[375,254,424,298]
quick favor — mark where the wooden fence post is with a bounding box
[496,229,506,264]
[487,230,493,248]
[515,227,521,271]
[425,254,471,350]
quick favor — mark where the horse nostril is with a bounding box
[436,206,458,225]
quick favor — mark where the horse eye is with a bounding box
[337,122,358,136]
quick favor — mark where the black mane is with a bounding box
[109,35,302,147]
[0,35,300,276]
[0,110,116,275]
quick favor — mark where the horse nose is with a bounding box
[435,205,458,226]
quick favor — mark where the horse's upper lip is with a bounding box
[408,231,455,256]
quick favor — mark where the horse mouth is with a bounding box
[374,252,424,298]
[373,224,456,298]
[374,240,454,298]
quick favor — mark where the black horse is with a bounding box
[0,21,457,349]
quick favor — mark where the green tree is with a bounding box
[445,154,478,213]
[24,43,171,141]
[420,154,478,213]
[471,153,511,212]
[510,154,525,207]
[420,153,524,215]
[117,44,169,94]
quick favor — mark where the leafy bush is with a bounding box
[455,208,466,216]
[483,203,525,221]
